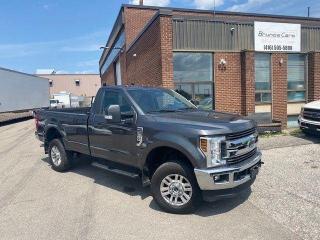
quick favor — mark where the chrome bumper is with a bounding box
[298,116,320,128]
[194,151,262,191]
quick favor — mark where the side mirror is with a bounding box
[105,105,121,123]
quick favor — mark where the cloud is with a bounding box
[0,31,107,59]
[129,0,170,7]
[193,0,224,9]
[227,0,271,12]
[43,4,49,10]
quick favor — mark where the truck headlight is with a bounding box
[200,136,226,168]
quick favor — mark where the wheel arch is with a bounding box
[143,145,196,179]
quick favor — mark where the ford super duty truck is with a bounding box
[299,100,320,136]
[35,86,262,214]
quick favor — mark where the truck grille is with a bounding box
[303,108,320,122]
[226,148,257,164]
[226,128,256,140]
[223,128,258,165]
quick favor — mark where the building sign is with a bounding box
[254,21,301,52]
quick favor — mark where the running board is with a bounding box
[91,162,139,178]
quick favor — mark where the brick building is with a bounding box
[99,4,320,129]
[37,73,101,97]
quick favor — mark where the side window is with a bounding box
[101,91,132,115]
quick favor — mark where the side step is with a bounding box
[91,162,139,178]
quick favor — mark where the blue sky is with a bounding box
[0,0,319,74]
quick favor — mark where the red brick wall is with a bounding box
[241,51,255,115]
[214,52,243,114]
[272,54,287,128]
[124,7,158,47]
[101,64,115,86]
[308,52,320,102]
[126,17,163,87]
[159,15,174,88]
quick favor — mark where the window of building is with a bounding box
[287,54,306,102]
[75,79,80,86]
[255,53,271,104]
[173,52,213,109]
[49,80,53,87]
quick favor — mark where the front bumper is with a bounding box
[298,115,320,131]
[194,150,262,191]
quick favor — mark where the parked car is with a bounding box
[34,86,262,214]
[299,100,320,136]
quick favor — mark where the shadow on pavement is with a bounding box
[41,155,250,216]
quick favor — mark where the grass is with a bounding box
[259,128,302,138]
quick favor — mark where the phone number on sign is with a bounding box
[263,45,293,51]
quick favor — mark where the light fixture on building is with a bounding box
[230,27,235,32]
[219,58,227,66]
[49,80,53,87]
[133,53,137,57]
[99,46,124,53]
[279,58,284,65]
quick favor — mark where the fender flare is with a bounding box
[139,132,205,169]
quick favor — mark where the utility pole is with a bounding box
[140,0,143,5]
[307,6,310,17]
[213,0,216,18]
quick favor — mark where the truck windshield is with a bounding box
[127,88,197,113]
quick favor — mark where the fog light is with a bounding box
[213,174,229,183]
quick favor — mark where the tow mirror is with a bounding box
[105,105,121,123]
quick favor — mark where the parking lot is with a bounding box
[0,120,319,240]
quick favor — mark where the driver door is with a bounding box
[88,89,138,166]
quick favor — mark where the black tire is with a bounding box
[151,160,201,214]
[48,139,73,172]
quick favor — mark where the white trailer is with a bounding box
[0,67,49,113]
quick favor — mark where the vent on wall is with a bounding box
[49,80,53,87]
[75,79,80,86]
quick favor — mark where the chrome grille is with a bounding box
[303,108,320,122]
[226,128,256,140]
[223,128,258,165]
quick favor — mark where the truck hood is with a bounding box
[151,110,255,135]
[303,100,320,110]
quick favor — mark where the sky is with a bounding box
[0,0,319,74]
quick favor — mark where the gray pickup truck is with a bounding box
[35,86,262,213]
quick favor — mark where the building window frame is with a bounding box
[255,53,272,105]
[173,52,214,109]
[287,54,308,103]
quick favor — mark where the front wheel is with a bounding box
[151,161,201,214]
[48,139,73,172]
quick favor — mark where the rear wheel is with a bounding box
[48,139,73,172]
[151,160,201,214]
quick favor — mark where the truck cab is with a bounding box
[35,86,262,214]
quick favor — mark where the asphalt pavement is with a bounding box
[0,120,319,240]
